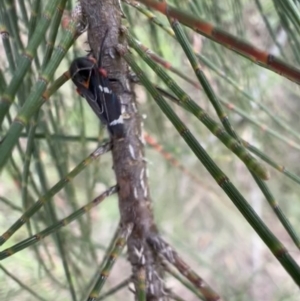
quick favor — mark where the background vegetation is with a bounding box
[0,0,300,300]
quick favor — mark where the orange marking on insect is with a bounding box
[82,80,90,89]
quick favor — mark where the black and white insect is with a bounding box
[69,30,124,139]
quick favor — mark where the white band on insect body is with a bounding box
[99,85,111,94]
[109,115,124,126]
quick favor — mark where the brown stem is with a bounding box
[79,1,166,299]
[148,235,223,301]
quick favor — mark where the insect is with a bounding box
[69,29,125,139]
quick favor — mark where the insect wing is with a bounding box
[99,77,124,138]
[84,72,106,120]
[70,59,106,122]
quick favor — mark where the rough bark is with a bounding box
[79,1,167,299]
